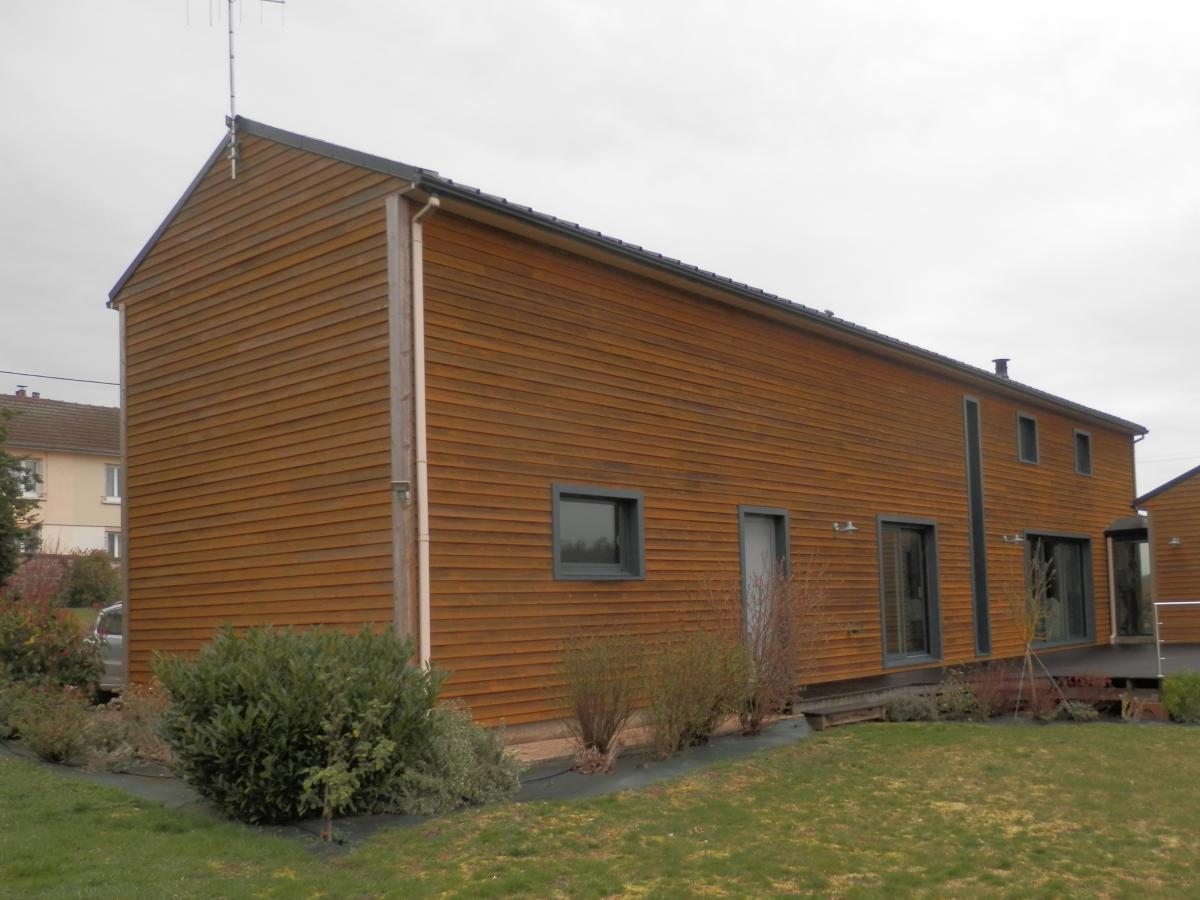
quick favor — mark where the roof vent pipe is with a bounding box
[992,358,1010,379]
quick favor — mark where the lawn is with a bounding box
[2,723,1198,898]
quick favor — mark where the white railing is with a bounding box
[1153,600,1200,681]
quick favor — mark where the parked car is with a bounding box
[89,602,124,692]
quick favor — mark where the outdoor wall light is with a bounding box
[832,521,859,534]
[1000,534,1025,544]
[1169,537,1183,548]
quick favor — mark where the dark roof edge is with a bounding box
[1134,462,1200,507]
[108,135,230,305]
[2,443,120,457]
[110,117,1148,436]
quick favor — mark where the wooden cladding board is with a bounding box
[119,136,405,680]
[421,211,1138,726]
[1144,476,1200,640]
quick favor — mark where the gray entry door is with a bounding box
[742,513,779,634]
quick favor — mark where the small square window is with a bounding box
[104,464,121,503]
[552,485,644,580]
[1074,430,1093,476]
[1017,415,1038,464]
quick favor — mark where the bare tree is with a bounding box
[1003,538,1068,718]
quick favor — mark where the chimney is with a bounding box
[15,385,26,397]
[31,391,40,400]
[992,358,1010,379]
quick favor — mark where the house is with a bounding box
[1133,466,1200,643]
[0,389,122,558]
[108,118,1147,730]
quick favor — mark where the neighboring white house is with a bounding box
[1,387,121,556]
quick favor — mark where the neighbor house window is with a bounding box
[552,485,644,580]
[104,464,121,503]
[878,518,942,664]
[1029,534,1091,644]
[1017,414,1039,464]
[105,532,122,560]
[1074,430,1093,475]
[19,458,44,499]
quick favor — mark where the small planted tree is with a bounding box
[0,412,40,589]
[1004,539,1069,718]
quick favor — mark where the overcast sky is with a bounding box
[1,1,1196,494]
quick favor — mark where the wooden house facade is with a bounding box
[109,119,1147,728]
[1133,467,1200,643]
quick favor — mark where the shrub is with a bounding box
[0,595,102,688]
[55,550,120,609]
[156,626,442,824]
[644,628,750,760]
[734,559,829,735]
[885,693,939,722]
[83,682,174,772]
[10,684,93,763]
[389,702,524,816]
[965,661,1022,718]
[1054,700,1100,722]
[1162,671,1200,723]
[561,633,643,772]
[937,671,982,721]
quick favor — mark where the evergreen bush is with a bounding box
[156,626,443,824]
[1162,671,1200,723]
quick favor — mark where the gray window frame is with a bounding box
[737,505,790,612]
[1074,429,1093,476]
[551,484,645,581]
[1025,530,1095,648]
[877,514,944,668]
[1017,413,1040,465]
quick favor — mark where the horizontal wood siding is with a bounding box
[1144,477,1200,641]
[422,212,1136,725]
[120,136,404,679]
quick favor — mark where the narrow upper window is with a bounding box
[1074,430,1093,476]
[1017,415,1039,464]
[552,485,644,580]
[104,464,122,503]
[105,531,122,560]
[19,458,43,500]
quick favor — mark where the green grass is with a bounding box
[3,723,1199,898]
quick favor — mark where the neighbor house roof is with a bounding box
[108,116,1149,436]
[0,393,120,456]
[1135,464,1200,507]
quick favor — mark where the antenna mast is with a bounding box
[221,0,285,180]
[227,0,237,178]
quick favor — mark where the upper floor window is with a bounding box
[104,464,122,503]
[19,458,44,499]
[1017,414,1039,464]
[1074,430,1093,476]
[552,484,644,580]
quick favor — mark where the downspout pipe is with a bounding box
[411,194,440,668]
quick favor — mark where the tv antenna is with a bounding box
[189,0,286,179]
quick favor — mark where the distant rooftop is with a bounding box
[0,391,119,456]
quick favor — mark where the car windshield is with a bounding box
[97,609,122,637]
